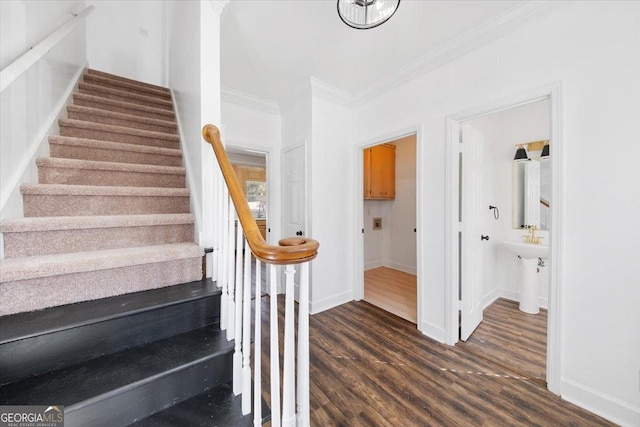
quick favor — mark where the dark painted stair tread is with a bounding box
[132,383,271,427]
[0,324,233,406]
[0,278,219,345]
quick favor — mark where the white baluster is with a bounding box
[296,262,310,427]
[227,203,236,340]
[219,187,228,331]
[269,264,281,427]
[282,264,296,427]
[242,238,252,414]
[233,217,244,395]
[253,259,262,427]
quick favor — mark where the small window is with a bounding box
[246,180,267,218]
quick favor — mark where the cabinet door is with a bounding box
[370,145,395,199]
[363,148,372,198]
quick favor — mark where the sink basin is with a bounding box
[503,240,549,260]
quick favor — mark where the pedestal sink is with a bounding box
[503,241,549,314]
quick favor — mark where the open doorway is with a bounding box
[227,146,269,297]
[362,135,417,324]
[453,97,554,385]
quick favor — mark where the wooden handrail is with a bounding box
[203,125,319,265]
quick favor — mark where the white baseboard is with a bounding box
[384,261,417,275]
[310,290,353,315]
[364,260,384,271]
[499,289,548,310]
[482,289,501,310]
[420,320,446,344]
[561,378,640,427]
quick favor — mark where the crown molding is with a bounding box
[310,77,354,107]
[221,86,280,115]
[352,1,572,107]
[210,0,230,11]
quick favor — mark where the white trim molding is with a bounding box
[561,379,640,427]
[310,290,353,315]
[222,86,280,115]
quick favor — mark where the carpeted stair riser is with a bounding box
[60,119,180,150]
[78,82,173,111]
[0,257,202,316]
[73,93,175,122]
[87,68,171,94]
[0,279,219,386]
[37,158,186,188]
[83,74,172,101]
[21,185,190,217]
[49,136,183,167]
[67,104,177,134]
[2,215,195,258]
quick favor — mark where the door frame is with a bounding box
[353,125,423,330]
[444,82,564,394]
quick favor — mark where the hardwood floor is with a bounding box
[256,297,614,426]
[364,267,416,323]
[457,298,547,384]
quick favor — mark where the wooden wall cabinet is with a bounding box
[364,144,396,199]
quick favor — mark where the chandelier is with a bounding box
[337,0,401,30]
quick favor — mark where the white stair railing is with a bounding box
[203,125,319,426]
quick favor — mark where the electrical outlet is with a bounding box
[373,217,382,230]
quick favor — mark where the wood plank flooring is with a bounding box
[457,298,547,384]
[256,296,614,426]
[364,267,416,323]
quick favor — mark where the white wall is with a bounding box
[363,199,390,270]
[309,94,355,313]
[222,100,282,244]
[467,99,550,308]
[86,0,165,86]
[341,2,640,424]
[388,136,417,274]
[1,0,87,225]
[167,0,224,262]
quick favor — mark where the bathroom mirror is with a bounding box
[513,156,550,230]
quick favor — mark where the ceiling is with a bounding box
[220,0,530,105]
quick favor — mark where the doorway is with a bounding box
[445,84,563,393]
[227,146,269,297]
[362,135,417,324]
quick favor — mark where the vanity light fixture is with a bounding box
[514,145,528,160]
[541,142,550,157]
[337,0,400,30]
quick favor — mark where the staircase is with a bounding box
[0,69,266,425]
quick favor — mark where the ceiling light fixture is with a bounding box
[337,0,400,30]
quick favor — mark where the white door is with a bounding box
[282,144,307,289]
[460,124,485,341]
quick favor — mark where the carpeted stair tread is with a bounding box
[78,82,173,110]
[1,214,196,258]
[0,325,233,426]
[49,135,182,166]
[0,243,203,282]
[67,104,177,134]
[37,157,185,176]
[87,68,171,94]
[0,278,217,345]
[83,73,172,101]
[21,183,189,197]
[60,118,179,144]
[72,93,175,122]
[1,214,194,233]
